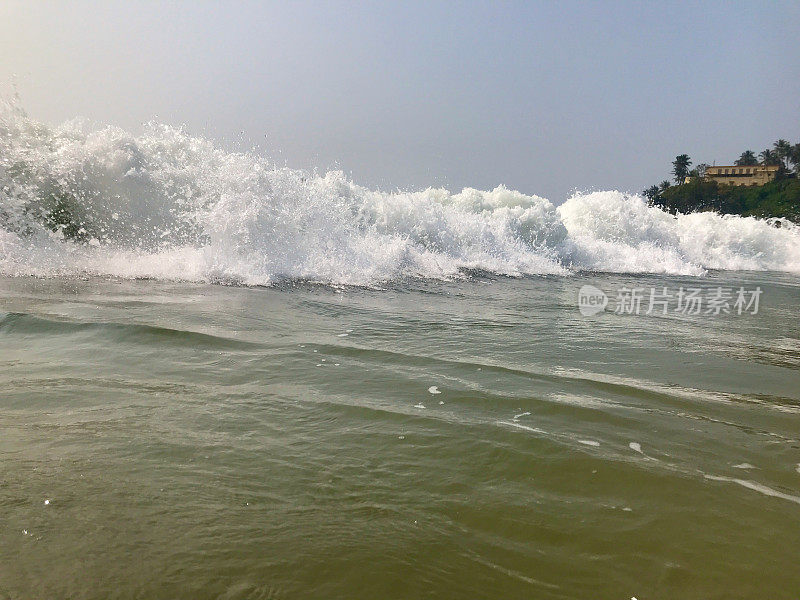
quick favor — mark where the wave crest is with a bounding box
[2,100,799,285]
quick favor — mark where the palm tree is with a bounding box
[659,180,672,193]
[672,154,692,184]
[759,149,780,166]
[643,185,661,204]
[735,150,757,166]
[774,139,792,169]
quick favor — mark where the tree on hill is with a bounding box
[774,139,792,169]
[691,163,709,178]
[788,143,800,174]
[643,185,660,204]
[659,180,672,193]
[759,149,781,166]
[672,154,691,184]
[735,150,758,166]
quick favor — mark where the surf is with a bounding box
[2,98,800,286]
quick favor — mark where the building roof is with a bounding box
[707,165,779,170]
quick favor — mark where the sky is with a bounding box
[1,0,799,202]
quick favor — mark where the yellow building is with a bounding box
[701,164,780,187]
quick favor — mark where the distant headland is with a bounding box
[643,140,800,223]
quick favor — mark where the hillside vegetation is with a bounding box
[642,139,800,223]
[654,177,800,223]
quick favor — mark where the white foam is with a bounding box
[578,440,600,447]
[732,463,756,470]
[629,442,642,453]
[503,421,546,434]
[427,386,441,394]
[704,474,800,506]
[2,100,800,285]
[558,192,800,275]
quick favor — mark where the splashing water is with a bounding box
[2,99,799,285]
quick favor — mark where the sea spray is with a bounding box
[2,99,800,285]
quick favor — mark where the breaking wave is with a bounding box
[2,99,800,285]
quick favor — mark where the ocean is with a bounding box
[2,101,800,599]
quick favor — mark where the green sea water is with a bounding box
[1,272,799,599]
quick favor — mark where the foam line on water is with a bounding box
[704,474,800,506]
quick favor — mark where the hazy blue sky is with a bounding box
[2,1,799,201]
